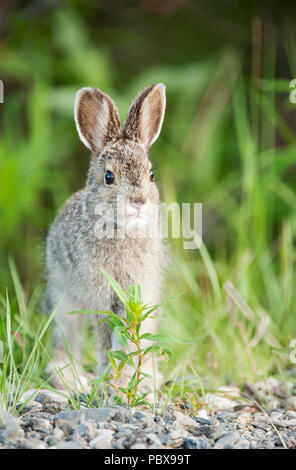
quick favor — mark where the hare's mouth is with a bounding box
[125,202,149,218]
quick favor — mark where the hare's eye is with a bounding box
[149,169,154,182]
[105,171,114,185]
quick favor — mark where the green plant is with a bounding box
[71,268,187,407]
[0,260,55,416]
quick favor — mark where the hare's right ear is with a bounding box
[74,87,121,154]
[122,83,166,151]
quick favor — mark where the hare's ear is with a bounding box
[74,87,121,153]
[123,83,166,150]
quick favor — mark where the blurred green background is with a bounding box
[0,0,295,389]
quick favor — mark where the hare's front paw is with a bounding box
[45,353,91,393]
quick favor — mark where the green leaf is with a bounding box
[136,323,141,338]
[101,313,126,328]
[128,371,137,389]
[143,345,172,358]
[131,393,149,407]
[135,283,141,302]
[114,395,124,405]
[129,285,135,297]
[69,310,127,330]
[140,292,183,321]
[111,350,134,368]
[140,332,153,340]
[88,363,111,403]
[69,309,112,315]
[141,372,153,380]
[131,399,149,407]
[106,351,117,371]
[99,268,128,306]
[114,326,129,349]
[128,373,143,390]
[143,333,191,344]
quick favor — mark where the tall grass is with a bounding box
[0,260,54,415]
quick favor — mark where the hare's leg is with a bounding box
[94,319,112,377]
[86,295,113,378]
[53,297,83,360]
[44,288,88,392]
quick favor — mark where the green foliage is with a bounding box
[0,260,54,415]
[71,268,187,407]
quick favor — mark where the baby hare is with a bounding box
[44,84,167,394]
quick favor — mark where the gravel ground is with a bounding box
[1,378,296,449]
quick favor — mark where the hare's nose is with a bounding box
[129,196,147,206]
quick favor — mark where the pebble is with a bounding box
[0,413,24,445]
[29,417,52,432]
[1,377,296,449]
[59,440,86,449]
[183,437,209,449]
[214,431,240,448]
[287,397,296,411]
[72,421,97,440]
[90,430,114,449]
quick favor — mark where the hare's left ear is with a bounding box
[122,83,166,150]
[74,87,121,154]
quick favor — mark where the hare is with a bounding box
[44,84,167,394]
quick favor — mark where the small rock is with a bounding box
[20,400,43,412]
[214,431,240,449]
[51,427,64,440]
[53,410,81,429]
[252,414,269,430]
[287,396,296,411]
[120,429,146,449]
[234,438,250,449]
[194,417,212,425]
[196,409,209,420]
[54,407,115,429]
[72,420,97,440]
[205,386,240,411]
[146,433,162,448]
[132,410,154,428]
[168,428,184,447]
[157,433,169,445]
[85,408,115,424]
[29,417,52,433]
[130,443,147,449]
[90,429,114,449]
[174,411,196,430]
[183,437,209,449]
[236,412,251,426]
[260,439,275,449]
[35,390,69,405]
[45,435,59,447]
[162,408,176,425]
[189,424,215,438]
[19,389,40,404]
[0,413,24,444]
[43,400,63,415]
[113,406,130,423]
[270,411,284,421]
[21,438,47,449]
[272,419,296,428]
[54,418,73,436]
[59,440,86,449]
